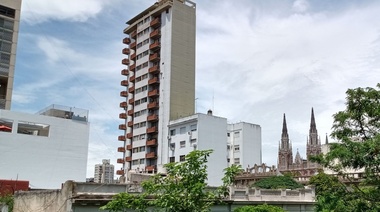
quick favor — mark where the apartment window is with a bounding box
[141,73,148,80]
[140,159,145,164]
[139,146,146,152]
[17,121,50,137]
[190,139,196,144]
[234,131,240,138]
[169,157,175,163]
[135,100,141,106]
[133,148,138,153]
[0,118,13,133]
[142,61,149,68]
[234,158,240,165]
[227,158,230,163]
[190,124,197,131]
[140,134,145,140]
[180,127,186,134]
[234,145,240,152]
[180,141,186,148]
[227,133,230,137]
[141,98,147,103]
[170,129,176,136]
[180,155,185,162]
[132,160,139,165]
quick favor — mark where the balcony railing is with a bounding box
[150,18,160,28]
[123,38,131,44]
[119,124,127,130]
[129,64,136,71]
[147,114,158,122]
[130,42,136,49]
[116,170,124,175]
[130,53,136,60]
[127,144,132,150]
[122,58,129,65]
[150,29,160,38]
[148,77,159,85]
[125,156,132,162]
[147,139,157,147]
[127,109,134,116]
[121,80,129,86]
[121,69,129,76]
[146,126,157,133]
[127,133,133,139]
[117,158,124,164]
[120,91,128,97]
[120,101,127,108]
[147,101,159,109]
[129,75,135,82]
[149,41,160,50]
[118,135,126,141]
[148,65,159,74]
[128,121,133,127]
[128,98,134,104]
[128,87,135,93]
[149,53,160,62]
[146,152,157,159]
[117,147,125,152]
[122,48,130,55]
[131,30,137,39]
[119,113,127,119]
[146,165,156,171]
[148,89,159,97]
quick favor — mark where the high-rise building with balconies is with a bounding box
[0,0,21,110]
[117,0,196,180]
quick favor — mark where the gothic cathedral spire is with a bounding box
[278,113,293,171]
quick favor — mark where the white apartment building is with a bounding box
[94,159,115,183]
[0,105,90,189]
[0,0,21,110]
[228,122,262,169]
[117,0,196,179]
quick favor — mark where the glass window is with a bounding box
[170,129,176,136]
[180,155,185,162]
[234,145,240,152]
[180,127,186,134]
[180,141,185,148]
[169,157,175,163]
[190,124,197,131]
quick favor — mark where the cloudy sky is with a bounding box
[14,0,380,178]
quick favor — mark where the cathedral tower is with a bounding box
[306,108,321,166]
[278,114,293,171]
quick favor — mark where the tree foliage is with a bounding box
[101,150,242,212]
[0,195,14,212]
[234,204,285,212]
[252,175,303,190]
[311,83,380,211]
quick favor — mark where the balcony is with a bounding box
[130,53,136,60]
[150,29,160,39]
[117,147,125,152]
[146,152,157,159]
[122,48,130,54]
[128,121,133,127]
[119,113,127,119]
[128,87,135,93]
[122,58,129,65]
[147,101,159,109]
[147,114,158,122]
[117,158,124,164]
[123,38,131,44]
[148,89,159,97]
[120,91,128,97]
[150,17,160,28]
[130,42,136,49]
[120,101,127,108]
[149,53,160,62]
[149,41,160,50]
[119,124,127,130]
[127,144,132,150]
[129,75,135,82]
[121,69,129,76]
[146,126,157,134]
[127,109,134,116]
[118,135,126,141]
[127,133,133,139]
[146,139,157,147]
[148,77,159,85]
[116,170,124,175]
[149,65,159,74]
[146,165,156,172]
[131,30,137,39]
[128,98,134,104]
[125,156,132,162]
[121,80,129,86]
[129,64,136,71]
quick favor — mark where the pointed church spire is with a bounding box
[325,133,329,144]
[310,107,317,133]
[282,113,288,137]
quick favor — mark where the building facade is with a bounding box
[94,159,114,183]
[0,105,90,188]
[0,0,21,110]
[277,108,322,180]
[117,0,196,178]
[228,122,262,169]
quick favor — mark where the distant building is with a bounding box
[94,159,114,183]
[0,179,29,195]
[0,0,22,110]
[117,0,196,179]
[0,104,90,188]
[277,108,322,182]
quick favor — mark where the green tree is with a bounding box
[312,83,380,211]
[218,164,243,198]
[252,175,303,190]
[102,150,241,212]
[234,204,285,212]
[0,195,14,212]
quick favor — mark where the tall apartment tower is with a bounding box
[94,159,115,183]
[0,0,21,110]
[117,0,196,178]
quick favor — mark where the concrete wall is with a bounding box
[0,110,90,188]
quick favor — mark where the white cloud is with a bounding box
[292,0,309,13]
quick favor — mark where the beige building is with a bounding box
[0,0,21,110]
[94,159,115,183]
[117,0,196,179]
